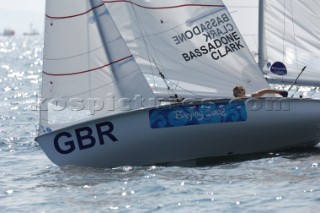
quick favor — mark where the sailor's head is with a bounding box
[233,86,246,97]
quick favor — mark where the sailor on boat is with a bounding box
[233,86,288,98]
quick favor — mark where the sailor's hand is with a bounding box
[279,91,288,97]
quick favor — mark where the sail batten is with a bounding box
[43,55,133,76]
[46,3,105,19]
[103,1,225,10]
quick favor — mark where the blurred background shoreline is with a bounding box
[0,0,45,36]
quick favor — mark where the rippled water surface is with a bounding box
[1,36,320,212]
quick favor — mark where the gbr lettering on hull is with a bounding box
[53,121,118,154]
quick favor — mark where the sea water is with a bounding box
[1,36,320,212]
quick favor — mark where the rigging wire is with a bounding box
[289,1,299,76]
[281,0,286,83]
[283,1,303,96]
[128,0,180,100]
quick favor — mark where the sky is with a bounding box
[0,0,45,35]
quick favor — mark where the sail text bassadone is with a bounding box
[172,13,232,44]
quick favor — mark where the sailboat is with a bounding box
[225,0,320,88]
[262,0,320,88]
[35,0,320,168]
[23,23,40,36]
[2,28,15,36]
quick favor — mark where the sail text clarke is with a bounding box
[182,32,244,61]
[53,121,118,154]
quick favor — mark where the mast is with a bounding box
[258,0,265,72]
[89,0,120,78]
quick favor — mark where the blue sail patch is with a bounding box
[149,100,247,129]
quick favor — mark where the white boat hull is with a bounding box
[35,98,320,168]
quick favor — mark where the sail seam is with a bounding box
[46,3,105,19]
[103,1,224,10]
[43,55,133,76]
[46,2,224,19]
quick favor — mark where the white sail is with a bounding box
[105,0,270,98]
[263,0,320,86]
[40,0,155,132]
[224,0,320,86]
